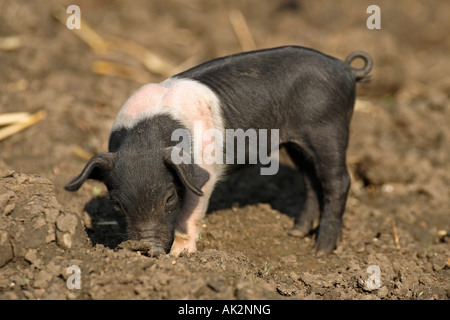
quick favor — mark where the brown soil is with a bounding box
[0,0,449,300]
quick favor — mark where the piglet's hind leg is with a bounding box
[307,133,351,256]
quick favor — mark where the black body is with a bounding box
[177,46,371,254]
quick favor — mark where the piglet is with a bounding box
[65,46,372,257]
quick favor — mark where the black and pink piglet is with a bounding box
[65,46,372,257]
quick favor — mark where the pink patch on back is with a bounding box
[121,84,169,118]
[117,79,219,169]
[162,84,214,129]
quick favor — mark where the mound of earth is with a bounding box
[0,166,448,300]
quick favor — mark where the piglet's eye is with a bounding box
[111,199,122,212]
[165,191,177,207]
[113,203,121,211]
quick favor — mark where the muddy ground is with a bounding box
[0,0,449,300]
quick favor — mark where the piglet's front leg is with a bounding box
[170,188,212,256]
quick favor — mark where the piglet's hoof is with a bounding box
[288,228,308,238]
[309,239,337,258]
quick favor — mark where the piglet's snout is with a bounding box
[118,239,166,257]
[128,225,172,256]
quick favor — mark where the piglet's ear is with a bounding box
[65,153,116,192]
[163,147,209,196]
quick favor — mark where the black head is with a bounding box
[65,118,209,254]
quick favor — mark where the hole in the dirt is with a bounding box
[83,196,127,249]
